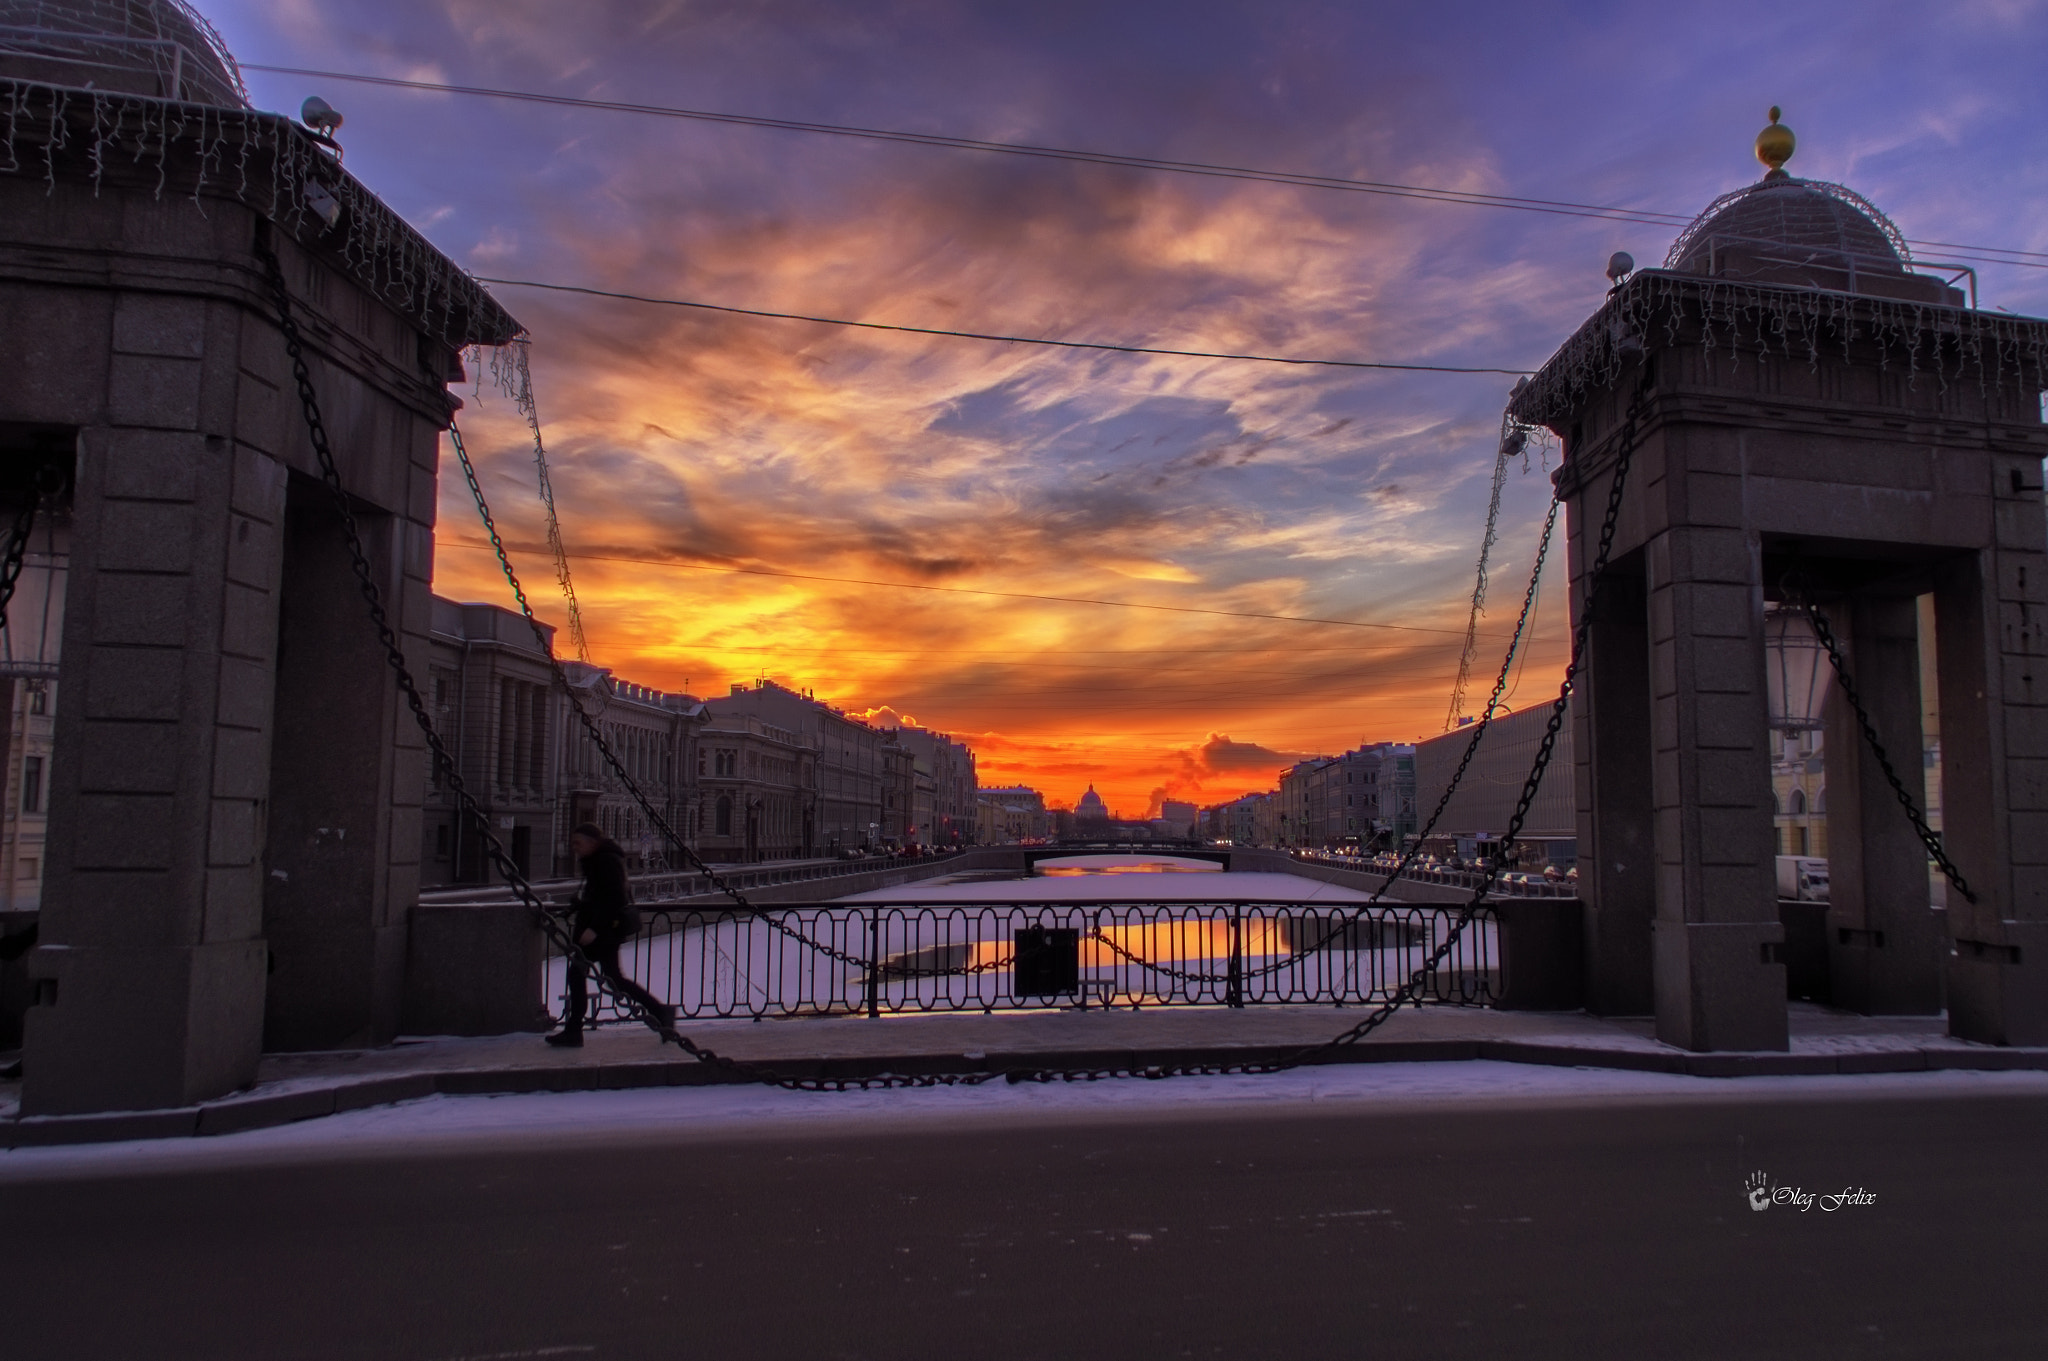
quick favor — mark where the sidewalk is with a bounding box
[4,1002,2045,1148]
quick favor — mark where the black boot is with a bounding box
[545,1028,584,1048]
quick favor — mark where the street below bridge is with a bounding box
[3,1070,2044,1359]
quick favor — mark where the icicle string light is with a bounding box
[1510,270,2048,429]
[0,76,516,349]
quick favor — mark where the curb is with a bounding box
[6,1039,2047,1149]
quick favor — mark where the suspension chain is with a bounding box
[1093,495,1565,989]
[444,422,891,976]
[265,228,1661,1091]
[510,341,591,663]
[1799,600,1977,905]
[261,239,1010,1088]
[1006,380,1651,1084]
[1266,376,1652,1072]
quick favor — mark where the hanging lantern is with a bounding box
[1764,607,1828,732]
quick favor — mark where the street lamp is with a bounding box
[1764,607,1828,733]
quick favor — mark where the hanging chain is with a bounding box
[445,422,889,976]
[510,340,590,662]
[265,228,1664,1091]
[1798,600,1977,905]
[259,233,1002,1089]
[1260,375,1653,1073]
[1099,495,1565,988]
[1007,381,1650,1084]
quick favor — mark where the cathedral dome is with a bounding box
[0,0,248,107]
[1077,785,1108,819]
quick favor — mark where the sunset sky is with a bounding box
[211,0,2048,817]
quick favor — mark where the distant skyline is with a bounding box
[207,0,2048,817]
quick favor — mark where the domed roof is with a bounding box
[1656,108,1951,301]
[0,0,247,107]
[1665,176,1910,283]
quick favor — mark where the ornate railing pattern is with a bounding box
[546,898,1500,1026]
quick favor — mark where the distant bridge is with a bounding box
[1028,842,1231,870]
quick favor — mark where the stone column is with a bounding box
[1646,525,1787,1051]
[1575,551,1656,1014]
[1938,463,2048,1042]
[23,294,281,1113]
[258,492,410,1051]
[1822,592,1943,1014]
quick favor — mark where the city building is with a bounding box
[1771,727,1827,859]
[694,707,812,863]
[880,739,917,848]
[707,680,885,853]
[888,725,977,847]
[1075,784,1109,833]
[977,785,1049,842]
[1200,792,1274,845]
[1413,706,1575,868]
[422,599,562,886]
[1157,799,1198,839]
[1276,758,1328,846]
[1323,743,1417,848]
[0,490,65,911]
[421,597,707,884]
[562,665,702,871]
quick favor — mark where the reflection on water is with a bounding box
[876,915,1422,975]
[1039,862,1209,877]
[1036,854,1217,877]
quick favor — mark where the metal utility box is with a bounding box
[1012,927,1079,999]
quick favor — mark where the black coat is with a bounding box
[571,841,638,940]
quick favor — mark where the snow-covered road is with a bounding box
[6,1062,2045,1181]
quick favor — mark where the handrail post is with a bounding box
[1226,906,1244,1009]
[865,907,881,1019]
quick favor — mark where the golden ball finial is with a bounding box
[1755,106,1795,178]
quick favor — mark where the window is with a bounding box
[1790,788,1806,816]
[715,749,738,777]
[21,755,43,813]
[26,682,48,715]
[716,795,733,836]
[18,856,37,879]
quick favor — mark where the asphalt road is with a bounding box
[4,1088,2045,1360]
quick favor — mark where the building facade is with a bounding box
[694,709,811,863]
[421,599,561,886]
[421,597,708,883]
[560,665,702,872]
[1321,743,1417,848]
[707,681,885,853]
[1413,706,1575,868]
[977,785,1049,842]
[888,725,977,847]
[0,497,65,911]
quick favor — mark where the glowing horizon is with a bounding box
[210,0,2048,819]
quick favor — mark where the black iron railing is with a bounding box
[545,898,1500,1027]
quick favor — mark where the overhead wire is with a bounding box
[244,63,2048,271]
[474,277,1533,374]
[436,537,1506,637]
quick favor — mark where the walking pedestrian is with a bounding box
[547,823,675,1047]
